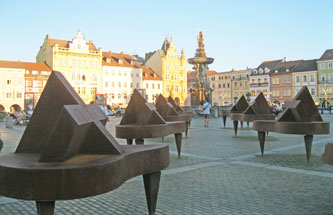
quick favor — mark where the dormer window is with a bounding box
[119,60,123,64]
[286,69,289,72]
[106,58,111,63]
[131,61,135,66]
[259,68,263,74]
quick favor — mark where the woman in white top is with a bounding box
[202,99,212,127]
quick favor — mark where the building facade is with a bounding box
[250,59,282,103]
[102,51,142,108]
[230,69,250,103]
[317,49,333,106]
[292,59,318,103]
[23,62,52,108]
[145,37,188,106]
[270,60,301,105]
[36,30,103,104]
[209,70,233,105]
[0,60,25,112]
[142,67,163,103]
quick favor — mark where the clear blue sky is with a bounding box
[1,0,332,72]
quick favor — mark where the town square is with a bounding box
[1,0,333,214]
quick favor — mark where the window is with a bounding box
[38,81,43,88]
[91,87,96,95]
[311,88,315,96]
[82,74,86,81]
[118,71,121,76]
[124,83,127,88]
[321,63,325,69]
[105,82,108,88]
[7,79,11,85]
[82,87,86,95]
[111,93,114,99]
[175,75,179,80]
[175,85,179,92]
[17,92,22,99]
[146,83,149,89]
[77,87,81,94]
[145,94,148,100]
[329,63,333,69]
[166,74,170,80]
[303,75,307,83]
[223,83,225,88]
[124,72,127,77]
[6,92,12,98]
[27,80,33,87]
[296,75,300,83]
[329,73,333,81]
[152,84,155,89]
[118,93,121,99]
[90,74,97,83]
[130,83,133,88]
[251,79,255,84]
[321,74,326,82]
[124,93,127,100]
[212,84,215,89]
[264,78,268,83]
[310,74,315,82]
[251,90,256,96]
[218,84,221,89]
[111,82,115,87]
[136,73,139,77]
[72,59,76,67]
[136,83,139,88]
[166,85,170,92]
[77,60,81,68]
[234,82,237,87]
[64,59,68,66]
[118,82,121,87]
[158,84,160,89]
[119,60,123,64]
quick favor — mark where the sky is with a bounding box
[0,0,333,72]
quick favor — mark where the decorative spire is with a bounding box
[195,31,207,58]
[181,48,185,58]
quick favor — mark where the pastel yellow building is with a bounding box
[145,37,188,106]
[36,30,103,104]
[292,59,318,103]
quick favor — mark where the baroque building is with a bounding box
[145,36,188,106]
[36,30,103,104]
[102,51,142,108]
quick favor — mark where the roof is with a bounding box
[132,55,146,65]
[205,70,217,76]
[102,51,141,68]
[23,62,52,71]
[46,36,97,51]
[293,59,317,72]
[319,49,333,61]
[271,60,302,74]
[142,67,162,81]
[0,60,25,69]
[257,59,282,70]
[161,38,171,51]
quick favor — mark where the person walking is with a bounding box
[202,99,212,127]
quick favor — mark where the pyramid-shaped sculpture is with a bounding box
[277,87,322,122]
[116,90,186,157]
[120,90,166,125]
[252,86,329,162]
[16,71,123,162]
[243,92,271,115]
[0,71,170,215]
[230,95,249,113]
[155,94,179,117]
[168,96,183,113]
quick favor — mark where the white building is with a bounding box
[102,51,142,107]
[0,60,25,112]
[250,59,282,102]
[142,67,163,103]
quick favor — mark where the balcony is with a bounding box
[318,80,333,85]
[250,83,268,87]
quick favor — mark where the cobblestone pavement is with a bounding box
[0,114,333,214]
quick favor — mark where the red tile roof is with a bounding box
[0,60,25,69]
[205,70,217,76]
[142,67,162,81]
[23,62,52,71]
[102,51,141,68]
[319,49,333,61]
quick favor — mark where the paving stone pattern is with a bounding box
[0,115,333,214]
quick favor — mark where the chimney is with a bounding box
[283,57,287,62]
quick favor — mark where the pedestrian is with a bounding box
[201,99,212,127]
